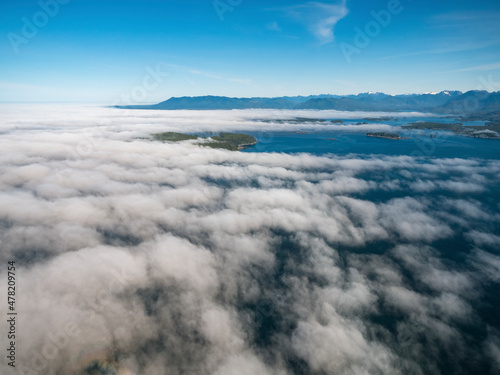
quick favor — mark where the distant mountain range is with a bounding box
[117,90,500,118]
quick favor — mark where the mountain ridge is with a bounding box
[116,91,500,116]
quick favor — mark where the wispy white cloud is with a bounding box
[286,1,348,44]
[380,39,499,60]
[395,10,500,63]
[167,64,252,85]
[266,21,281,32]
[430,10,500,28]
[445,62,500,73]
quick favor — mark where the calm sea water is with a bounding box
[241,117,499,159]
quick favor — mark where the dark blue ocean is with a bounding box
[240,117,499,159]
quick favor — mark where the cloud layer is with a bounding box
[0,105,499,375]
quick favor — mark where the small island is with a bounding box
[460,126,500,139]
[402,121,500,139]
[152,132,258,151]
[363,117,397,122]
[207,133,258,150]
[261,117,327,124]
[402,121,463,130]
[366,132,408,140]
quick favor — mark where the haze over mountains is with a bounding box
[118,91,500,117]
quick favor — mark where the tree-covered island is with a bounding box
[152,132,258,150]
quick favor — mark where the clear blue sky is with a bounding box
[1,0,500,103]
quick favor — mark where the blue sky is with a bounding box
[1,0,500,103]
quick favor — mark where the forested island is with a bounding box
[366,132,408,140]
[260,117,327,124]
[152,132,258,150]
[403,122,500,139]
[402,122,464,130]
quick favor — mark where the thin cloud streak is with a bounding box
[167,64,252,86]
[286,1,349,44]
[443,62,500,73]
[380,40,500,60]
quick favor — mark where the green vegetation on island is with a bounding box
[152,132,257,150]
[363,117,397,122]
[208,133,258,150]
[402,122,463,130]
[261,117,327,124]
[153,132,199,142]
[461,124,500,139]
[402,121,500,139]
[366,132,408,140]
